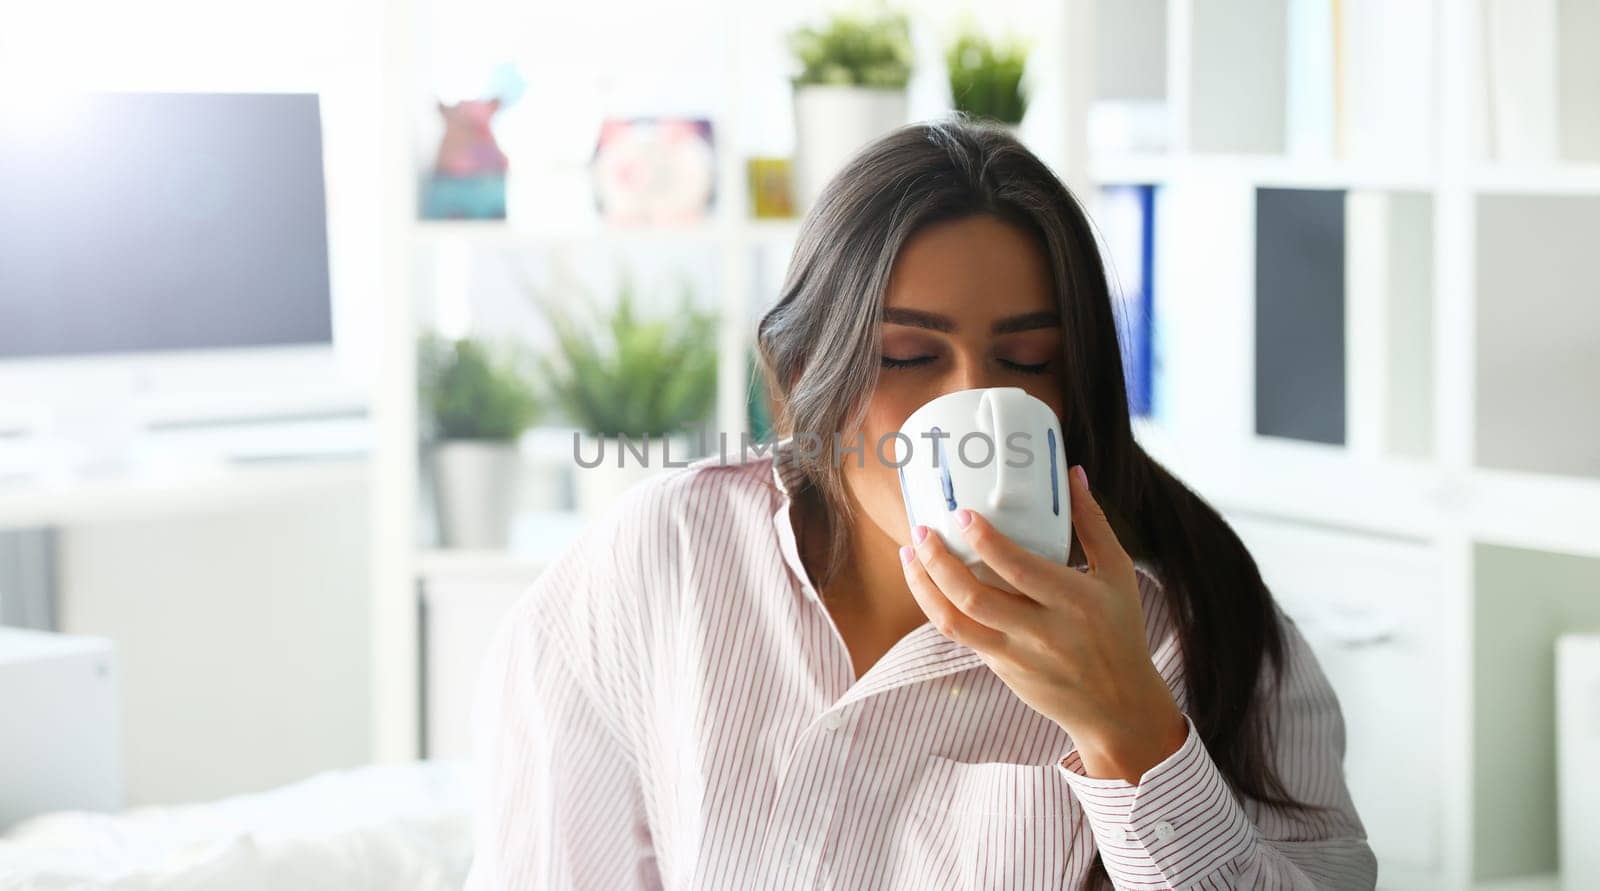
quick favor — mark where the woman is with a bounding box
[466,118,1376,890]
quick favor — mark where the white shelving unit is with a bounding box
[1099,1,1600,888]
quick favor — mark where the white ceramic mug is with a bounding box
[894,387,1072,590]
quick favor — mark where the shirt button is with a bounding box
[1154,821,1176,841]
[785,839,806,865]
[819,711,844,732]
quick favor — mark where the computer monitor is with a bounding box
[0,92,350,472]
[0,91,333,359]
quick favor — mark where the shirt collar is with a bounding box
[762,436,821,603]
[768,439,805,497]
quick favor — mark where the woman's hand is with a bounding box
[899,464,1188,784]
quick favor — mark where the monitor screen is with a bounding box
[0,92,333,360]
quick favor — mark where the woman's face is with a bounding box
[842,213,1066,549]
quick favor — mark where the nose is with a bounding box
[946,347,1001,392]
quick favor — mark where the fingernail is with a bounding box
[899,545,915,565]
[953,508,973,528]
[1073,465,1088,488]
[912,525,929,545]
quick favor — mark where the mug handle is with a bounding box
[980,388,1036,510]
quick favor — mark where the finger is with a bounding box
[951,507,1085,603]
[900,540,1008,651]
[1067,465,1136,586]
[911,524,1038,633]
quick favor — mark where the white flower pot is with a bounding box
[571,434,695,519]
[431,440,521,549]
[514,451,569,515]
[793,85,909,210]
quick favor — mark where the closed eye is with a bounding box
[999,358,1051,375]
[880,355,936,369]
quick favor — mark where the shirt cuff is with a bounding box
[1056,714,1257,889]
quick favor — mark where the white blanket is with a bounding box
[0,760,473,891]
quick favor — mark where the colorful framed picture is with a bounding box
[591,117,715,225]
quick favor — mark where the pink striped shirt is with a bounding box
[465,445,1377,890]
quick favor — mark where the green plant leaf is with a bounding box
[529,273,720,438]
[945,22,1031,124]
[417,332,543,441]
[788,5,913,89]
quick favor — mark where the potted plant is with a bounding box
[945,24,1031,131]
[788,6,913,209]
[419,333,544,548]
[535,278,718,518]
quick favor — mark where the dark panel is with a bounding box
[1255,187,1346,445]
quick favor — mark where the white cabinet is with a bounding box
[0,629,121,828]
[1227,513,1444,885]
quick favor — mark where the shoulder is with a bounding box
[501,449,783,645]
[1133,562,1166,598]
[645,448,786,521]
[589,448,785,561]
[1130,562,1180,642]
[486,455,778,722]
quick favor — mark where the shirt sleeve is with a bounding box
[463,521,664,891]
[1055,610,1378,890]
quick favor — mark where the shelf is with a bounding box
[409,217,802,250]
[417,508,588,580]
[0,456,369,529]
[1472,876,1558,891]
[1089,154,1178,186]
[1470,164,1600,195]
[1090,154,1438,191]
[1143,416,1600,557]
[1136,420,1443,542]
[1465,468,1600,560]
[1243,158,1437,192]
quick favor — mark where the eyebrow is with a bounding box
[882,307,1060,335]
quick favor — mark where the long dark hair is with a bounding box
[755,116,1306,888]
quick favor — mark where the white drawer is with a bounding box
[1226,513,1443,879]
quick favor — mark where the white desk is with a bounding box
[0,458,370,530]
